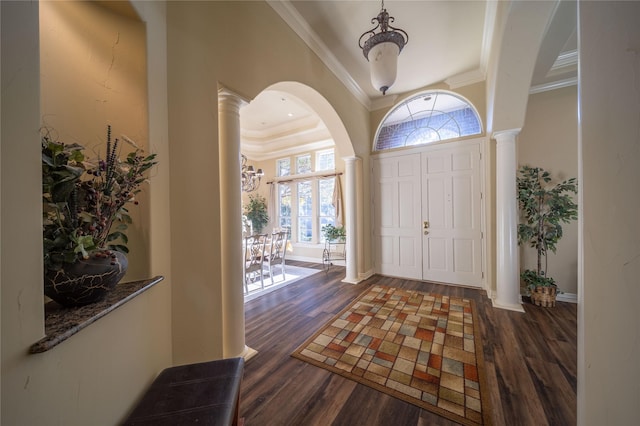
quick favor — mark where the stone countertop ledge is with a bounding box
[30,276,165,354]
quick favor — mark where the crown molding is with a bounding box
[241,114,322,141]
[267,0,372,110]
[370,95,399,111]
[552,49,577,70]
[445,69,486,89]
[529,49,577,94]
[444,1,495,90]
[242,139,335,162]
[242,125,331,149]
[479,0,498,78]
[529,76,577,94]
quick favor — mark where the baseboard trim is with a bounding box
[485,288,494,300]
[286,255,324,264]
[556,292,577,303]
[359,269,375,281]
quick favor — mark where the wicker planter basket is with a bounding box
[530,285,557,307]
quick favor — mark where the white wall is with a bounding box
[578,1,640,424]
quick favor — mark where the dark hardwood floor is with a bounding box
[241,261,577,426]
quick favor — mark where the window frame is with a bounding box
[315,148,335,172]
[276,157,291,177]
[295,153,312,174]
[373,90,483,152]
[274,151,337,245]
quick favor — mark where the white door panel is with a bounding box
[399,237,419,267]
[453,239,474,272]
[378,182,394,228]
[373,141,484,287]
[422,144,482,286]
[426,238,448,270]
[452,150,473,171]
[373,155,422,280]
[426,177,447,228]
[452,175,473,228]
[378,235,395,268]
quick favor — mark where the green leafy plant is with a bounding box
[517,165,577,291]
[244,194,269,233]
[42,126,157,271]
[322,224,346,242]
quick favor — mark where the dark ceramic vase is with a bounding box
[44,251,128,307]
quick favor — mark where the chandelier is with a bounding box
[358,0,409,95]
[241,154,264,192]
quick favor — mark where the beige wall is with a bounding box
[40,0,150,280]
[8,1,636,424]
[579,2,640,423]
[1,2,172,425]
[518,86,578,295]
[166,0,370,364]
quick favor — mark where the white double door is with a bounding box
[373,140,484,287]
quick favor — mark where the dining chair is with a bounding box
[243,233,267,294]
[263,231,288,285]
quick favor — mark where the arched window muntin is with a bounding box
[373,90,483,152]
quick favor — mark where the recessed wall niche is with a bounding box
[40,0,150,280]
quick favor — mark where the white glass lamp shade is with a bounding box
[367,41,399,95]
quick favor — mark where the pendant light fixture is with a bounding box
[358,0,409,95]
[241,154,264,192]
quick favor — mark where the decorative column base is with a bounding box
[491,296,525,312]
[240,345,258,361]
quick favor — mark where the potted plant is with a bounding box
[42,125,157,306]
[244,194,269,234]
[321,224,346,242]
[321,224,346,271]
[517,165,577,307]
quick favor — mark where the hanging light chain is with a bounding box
[358,0,409,52]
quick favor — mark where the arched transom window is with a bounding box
[374,91,482,151]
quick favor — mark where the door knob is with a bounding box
[423,221,429,229]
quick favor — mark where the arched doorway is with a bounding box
[221,81,360,358]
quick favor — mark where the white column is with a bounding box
[356,158,365,279]
[342,156,360,284]
[218,87,257,359]
[493,129,525,312]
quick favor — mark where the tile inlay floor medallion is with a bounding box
[291,285,492,425]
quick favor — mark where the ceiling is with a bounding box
[241,0,577,160]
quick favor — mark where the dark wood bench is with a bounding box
[122,357,244,426]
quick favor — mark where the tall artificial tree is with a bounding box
[517,165,578,290]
